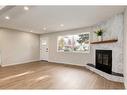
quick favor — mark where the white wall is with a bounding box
[41,27,93,66]
[0,28,40,66]
[123,8,127,89]
[40,13,124,74]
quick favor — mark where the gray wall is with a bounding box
[124,7,127,89]
[41,13,124,74]
[0,28,40,66]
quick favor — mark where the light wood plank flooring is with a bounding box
[0,61,125,89]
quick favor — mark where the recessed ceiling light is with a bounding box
[30,30,33,32]
[60,24,64,27]
[24,6,29,11]
[5,16,10,20]
[43,27,47,31]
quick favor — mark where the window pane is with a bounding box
[73,33,90,52]
[58,35,73,52]
[57,33,90,53]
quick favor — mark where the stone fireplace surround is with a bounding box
[86,46,124,83]
[86,49,123,82]
[84,13,124,82]
[85,39,124,82]
[86,39,124,82]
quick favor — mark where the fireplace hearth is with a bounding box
[95,50,112,74]
[86,50,123,82]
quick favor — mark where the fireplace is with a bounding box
[95,50,112,74]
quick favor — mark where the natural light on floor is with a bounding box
[0,71,34,81]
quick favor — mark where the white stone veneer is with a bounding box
[87,13,124,82]
[91,13,124,74]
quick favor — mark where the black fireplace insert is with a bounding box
[95,50,112,74]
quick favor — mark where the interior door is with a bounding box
[40,37,49,61]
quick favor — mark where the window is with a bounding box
[57,32,90,53]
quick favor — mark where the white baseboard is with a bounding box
[1,59,40,67]
[48,60,86,67]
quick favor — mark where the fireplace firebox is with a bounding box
[95,50,112,74]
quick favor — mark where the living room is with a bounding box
[0,5,127,92]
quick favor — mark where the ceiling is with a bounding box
[0,6,125,34]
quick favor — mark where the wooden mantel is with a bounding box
[90,39,118,44]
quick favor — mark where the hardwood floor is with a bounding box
[0,61,125,89]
